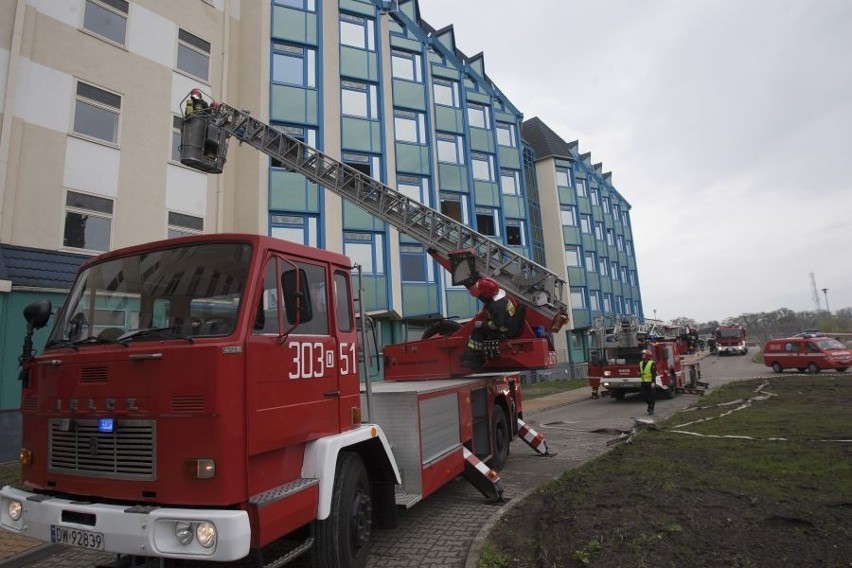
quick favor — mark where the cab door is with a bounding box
[246,255,340,456]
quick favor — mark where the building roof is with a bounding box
[0,245,88,290]
[521,117,578,161]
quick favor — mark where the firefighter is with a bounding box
[639,348,656,415]
[461,277,524,367]
[184,88,208,116]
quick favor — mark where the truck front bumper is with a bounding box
[0,485,250,561]
[602,378,642,390]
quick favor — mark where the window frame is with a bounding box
[339,13,375,51]
[391,49,423,82]
[63,190,114,252]
[272,42,316,88]
[82,0,128,46]
[471,152,494,181]
[176,28,211,82]
[436,133,465,165]
[341,80,379,119]
[167,211,204,239]
[565,246,581,268]
[433,78,460,108]
[496,122,517,148]
[73,81,121,145]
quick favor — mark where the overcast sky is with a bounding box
[417,0,852,324]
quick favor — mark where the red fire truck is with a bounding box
[0,97,568,567]
[587,317,685,400]
[714,325,748,356]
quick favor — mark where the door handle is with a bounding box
[324,390,340,397]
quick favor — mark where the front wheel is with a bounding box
[807,362,820,374]
[771,362,783,373]
[612,390,625,400]
[488,406,510,471]
[312,452,372,568]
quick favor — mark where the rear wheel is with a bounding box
[837,367,848,372]
[488,406,510,471]
[613,390,625,400]
[771,362,783,373]
[312,452,372,568]
[806,362,820,374]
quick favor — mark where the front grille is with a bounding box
[80,367,108,384]
[49,419,156,481]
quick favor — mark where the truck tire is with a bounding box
[806,362,820,374]
[488,406,510,471]
[663,380,676,400]
[612,390,625,400]
[837,367,848,372]
[771,362,783,373]
[312,452,372,568]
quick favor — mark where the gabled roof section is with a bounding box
[0,244,88,290]
[521,117,578,161]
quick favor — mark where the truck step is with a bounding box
[262,536,314,568]
[394,489,423,509]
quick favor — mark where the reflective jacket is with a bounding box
[639,359,656,383]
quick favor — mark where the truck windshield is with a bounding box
[717,329,743,338]
[47,242,253,346]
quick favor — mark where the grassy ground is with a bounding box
[521,378,587,400]
[0,461,20,487]
[480,376,852,567]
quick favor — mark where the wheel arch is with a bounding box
[302,426,401,521]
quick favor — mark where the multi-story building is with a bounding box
[0,0,642,459]
[523,117,644,361]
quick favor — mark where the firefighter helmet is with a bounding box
[190,88,202,99]
[642,349,653,358]
[469,277,499,299]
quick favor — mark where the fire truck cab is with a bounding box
[763,335,851,373]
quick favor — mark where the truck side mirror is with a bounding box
[23,300,52,332]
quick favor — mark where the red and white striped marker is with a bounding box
[518,418,550,456]
[462,447,504,501]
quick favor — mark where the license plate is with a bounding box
[51,525,104,550]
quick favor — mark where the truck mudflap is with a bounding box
[0,485,251,561]
[517,418,550,456]
[461,448,504,502]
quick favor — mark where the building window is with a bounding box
[621,266,628,283]
[602,196,610,214]
[613,203,621,221]
[340,13,375,51]
[400,245,433,282]
[273,43,316,88]
[171,115,182,162]
[270,125,317,168]
[394,110,426,144]
[590,188,600,206]
[63,191,113,252]
[626,239,634,256]
[177,29,210,81]
[611,261,619,279]
[594,222,604,241]
[589,291,600,311]
[436,133,464,164]
[500,169,520,195]
[603,294,612,313]
[565,246,581,268]
[168,211,203,238]
[496,122,516,147]
[630,270,638,286]
[271,214,318,247]
[83,0,128,45]
[599,257,609,276]
[576,177,587,197]
[476,207,498,236]
[580,214,591,234]
[585,251,596,272]
[392,50,423,82]
[606,229,614,246]
[342,81,378,119]
[467,103,490,129]
[433,78,460,108]
[73,81,121,144]
[440,192,467,224]
[274,0,316,10]
[505,219,525,246]
[570,287,586,309]
[556,168,572,188]
[344,232,384,274]
[471,152,494,181]
[617,235,624,251]
[560,206,576,227]
[397,175,429,205]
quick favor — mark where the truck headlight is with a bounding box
[603,371,611,377]
[7,500,23,521]
[196,522,216,548]
[175,522,193,545]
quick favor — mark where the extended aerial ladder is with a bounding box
[180,96,569,376]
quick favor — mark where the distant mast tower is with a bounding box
[810,272,822,312]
